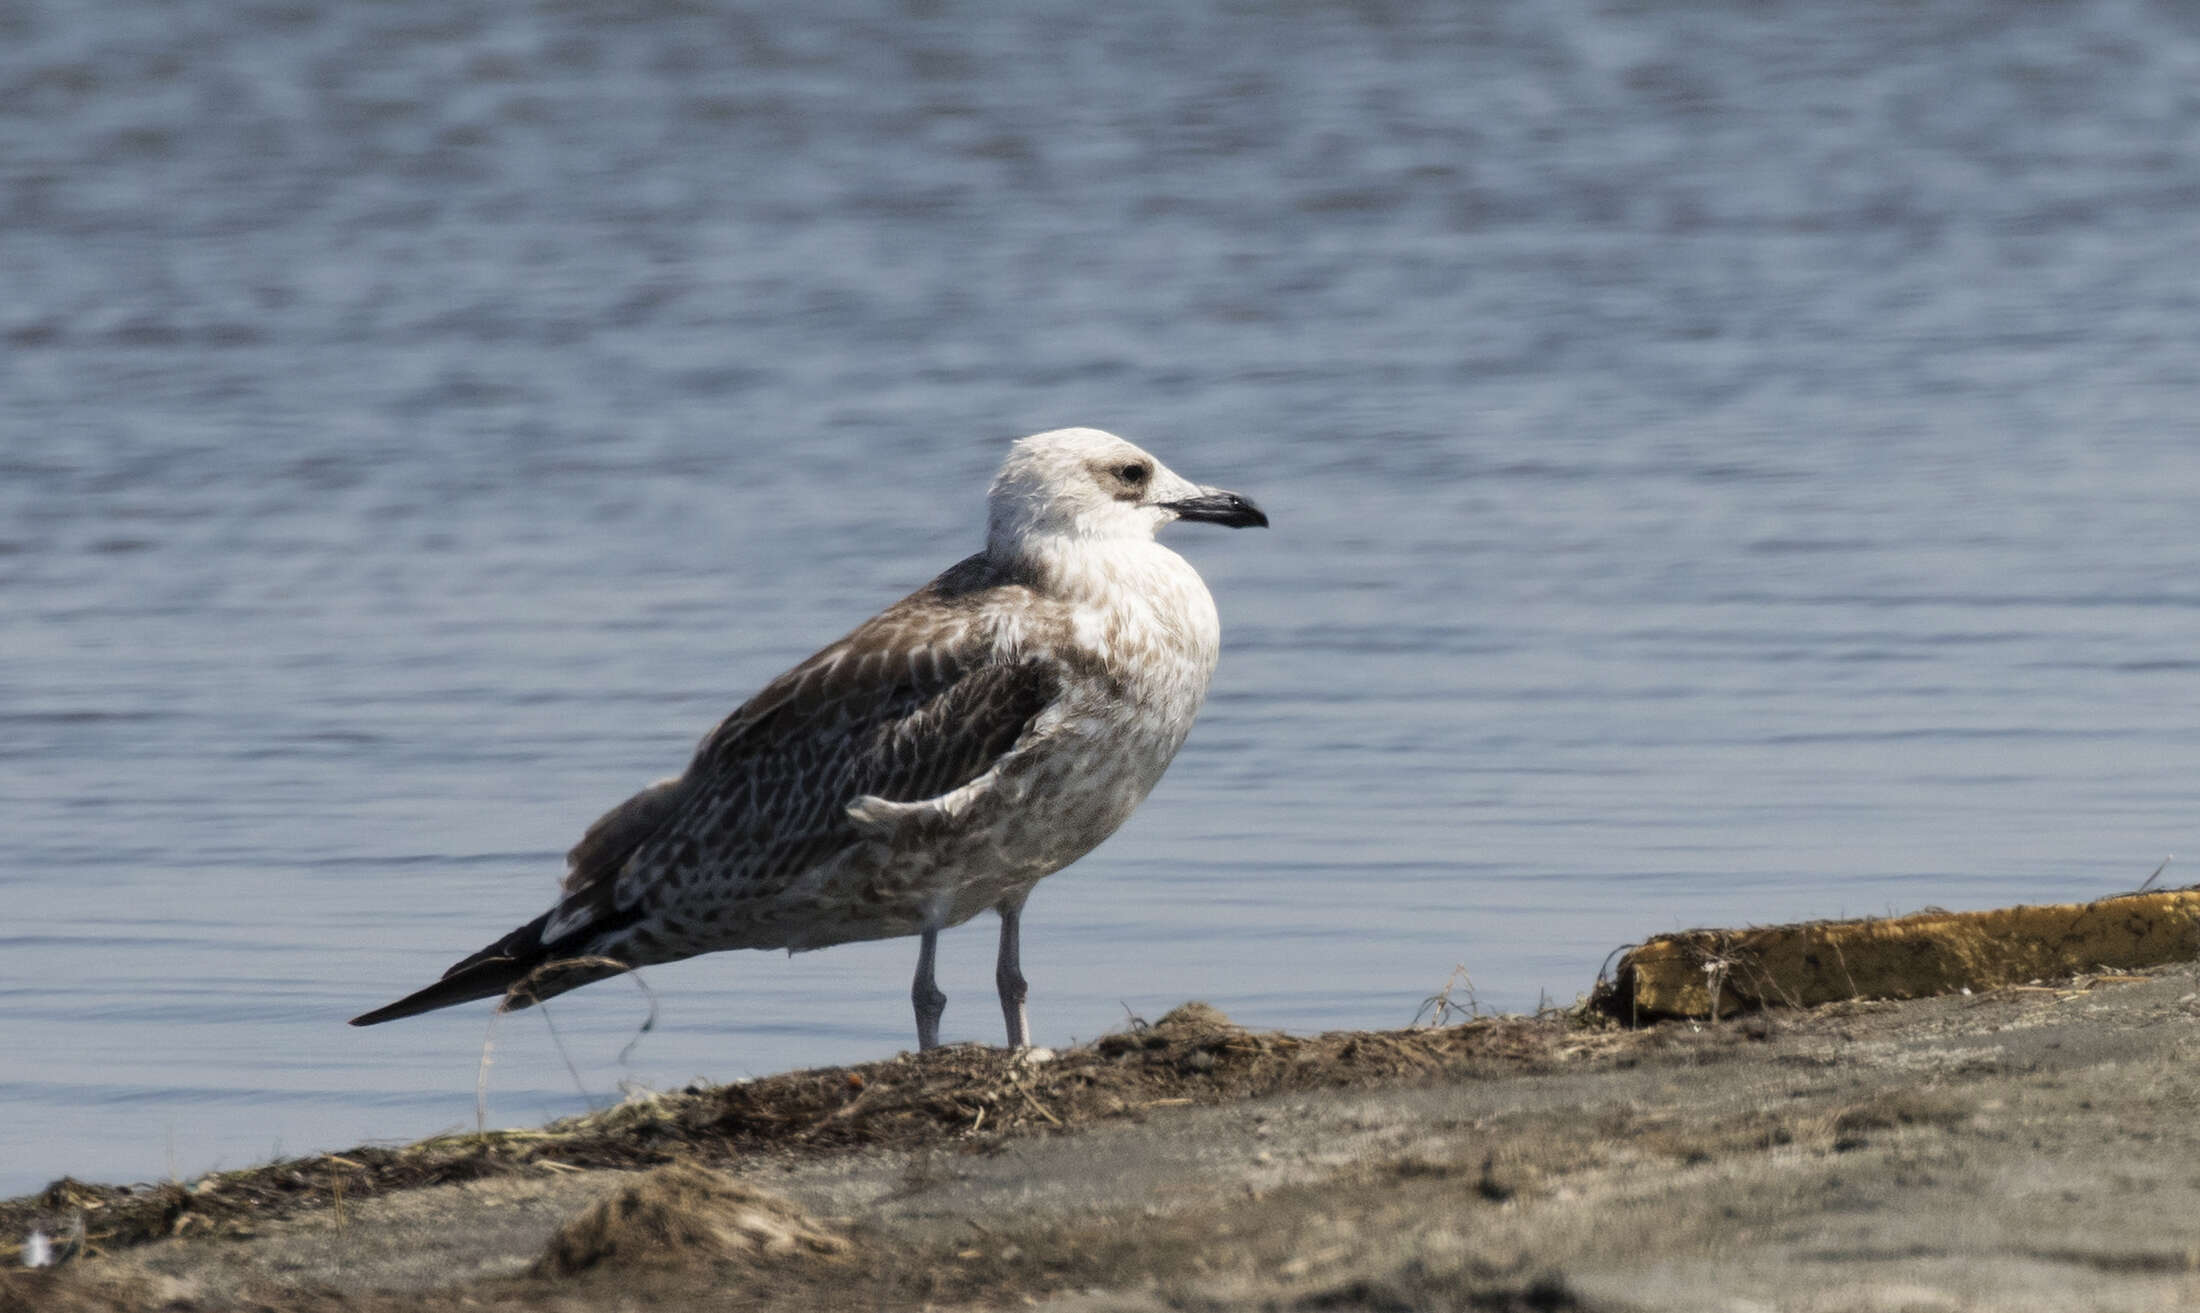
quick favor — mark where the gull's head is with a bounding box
[986,428,1267,557]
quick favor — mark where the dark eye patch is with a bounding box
[1116,463,1150,484]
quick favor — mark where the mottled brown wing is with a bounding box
[547,560,1067,940]
[560,776,687,899]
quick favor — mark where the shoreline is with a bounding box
[12,969,2200,1310]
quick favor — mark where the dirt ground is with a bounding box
[12,968,2200,1312]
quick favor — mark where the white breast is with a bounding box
[1050,538,1220,732]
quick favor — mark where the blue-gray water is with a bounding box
[6,0,2199,1197]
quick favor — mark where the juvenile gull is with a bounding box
[352,428,1267,1050]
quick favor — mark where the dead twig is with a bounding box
[1413,963,1482,1027]
[474,956,655,1132]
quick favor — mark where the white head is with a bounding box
[985,428,1267,560]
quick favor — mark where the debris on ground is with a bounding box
[0,1002,1601,1262]
[1594,888,2200,1021]
[536,1162,847,1277]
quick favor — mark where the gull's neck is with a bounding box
[989,527,1222,704]
[990,529,1183,605]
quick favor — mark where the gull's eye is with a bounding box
[1116,462,1150,485]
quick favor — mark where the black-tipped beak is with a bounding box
[1163,490,1269,528]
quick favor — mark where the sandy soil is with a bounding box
[11,966,2200,1312]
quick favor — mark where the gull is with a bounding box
[352,428,1267,1050]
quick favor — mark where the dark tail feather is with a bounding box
[349,907,636,1026]
[349,953,545,1026]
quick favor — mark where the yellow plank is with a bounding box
[1602,889,2200,1021]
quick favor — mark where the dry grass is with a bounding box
[535,1163,847,1277]
[0,1003,1594,1265]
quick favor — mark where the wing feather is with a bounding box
[561,777,685,898]
[546,555,1070,941]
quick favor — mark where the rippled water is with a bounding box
[6,0,2200,1195]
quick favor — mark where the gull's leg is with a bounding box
[911,927,946,1052]
[995,892,1031,1050]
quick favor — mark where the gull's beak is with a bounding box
[1162,488,1268,529]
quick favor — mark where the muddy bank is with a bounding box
[0,1002,1579,1258]
[12,970,2200,1311]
